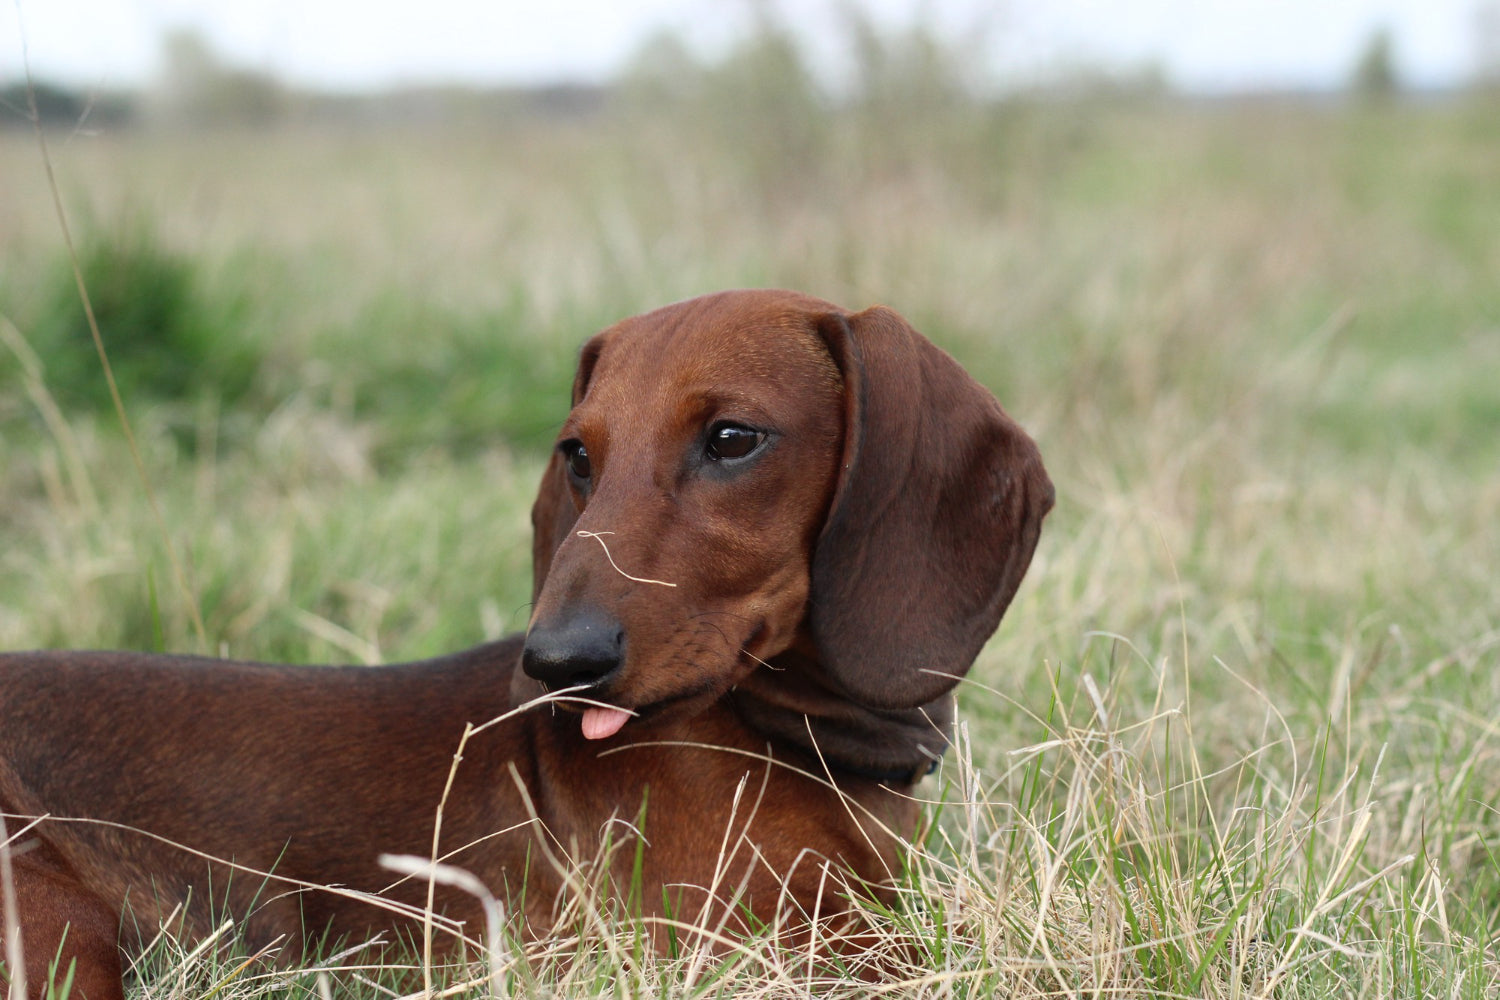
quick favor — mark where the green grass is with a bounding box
[1,91,1498,997]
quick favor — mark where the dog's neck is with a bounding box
[728,647,954,786]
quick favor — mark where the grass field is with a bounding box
[2,81,1499,997]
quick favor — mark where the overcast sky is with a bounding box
[6,0,1494,94]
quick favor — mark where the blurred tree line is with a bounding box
[0,79,134,128]
[8,3,1500,135]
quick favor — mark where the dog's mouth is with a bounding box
[548,678,723,741]
[536,683,648,741]
[541,684,634,735]
[580,704,632,740]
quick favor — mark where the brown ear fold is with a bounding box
[530,333,607,603]
[810,307,1054,711]
[530,451,579,603]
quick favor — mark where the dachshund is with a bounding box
[0,289,1052,999]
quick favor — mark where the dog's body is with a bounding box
[1,290,1052,1000]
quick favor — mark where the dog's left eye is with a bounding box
[705,422,765,462]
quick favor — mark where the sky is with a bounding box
[5,0,1494,95]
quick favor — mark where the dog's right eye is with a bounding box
[562,441,591,480]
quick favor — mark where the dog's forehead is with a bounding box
[586,298,840,409]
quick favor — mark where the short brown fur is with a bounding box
[0,290,1052,999]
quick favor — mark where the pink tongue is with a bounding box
[581,707,631,741]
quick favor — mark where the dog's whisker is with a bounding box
[688,609,756,624]
[688,619,733,646]
[740,648,778,670]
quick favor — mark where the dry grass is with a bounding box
[2,91,1498,997]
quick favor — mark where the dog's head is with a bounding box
[521,290,1053,743]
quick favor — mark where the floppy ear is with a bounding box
[529,333,607,603]
[810,306,1054,710]
[530,452,578,603]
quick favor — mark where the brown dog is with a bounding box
[0,289,1051,999]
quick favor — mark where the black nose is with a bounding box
[522,613,625,688]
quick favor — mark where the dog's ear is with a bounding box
[530,334,608,602]
[810,306,1054,710]
[530,452,578,603]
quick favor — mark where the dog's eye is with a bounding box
[562,441,591,480]
[705,423,764,462]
